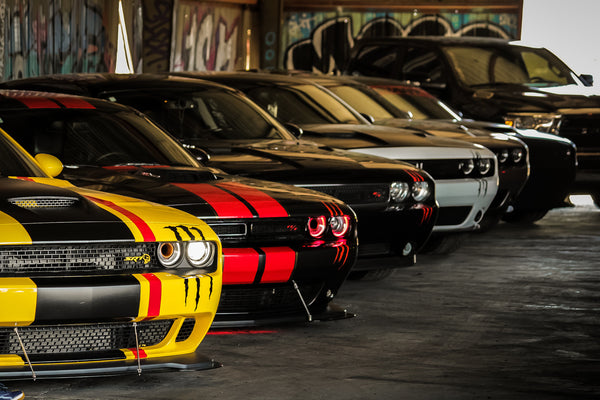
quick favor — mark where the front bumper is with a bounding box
[0,271,221,379]
[433,177,498,232]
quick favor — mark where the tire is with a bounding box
[348,268,394,281]
[419,233,468,255]
[502,209,549,224]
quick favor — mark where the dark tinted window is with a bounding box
[0,131,46,177]
[402,47,444,84]
[350,45,398,77]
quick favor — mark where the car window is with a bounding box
[0,129,47,177]
[113,90,287,141]
[443,45,576,87]
[326,85,398,120]
[402,47,444,84]
[350,44,398,77]
[0,109,201,167]
[246,84,363,125]
[372,86,461,120]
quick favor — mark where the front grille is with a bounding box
[8,196,79,208]
[558,114,600,150]
[209,218,307,243]
[0,320,173,362]
[436,206,472,226]
[0,243,161,274]
[218,283,323,314]
[410,159,495,179]
[301,184,389,205]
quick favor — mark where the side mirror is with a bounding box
[580,74,594,86]
[285,123,303,138]
[182,144,211,163]
[360,113,375,124]
[35,153,64,177]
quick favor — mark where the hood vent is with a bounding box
[8,196,79,209]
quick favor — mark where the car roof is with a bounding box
[0,88,128,112]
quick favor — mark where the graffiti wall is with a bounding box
[170,0,243,72]
[283,10,519,74]
[1,0,124,80]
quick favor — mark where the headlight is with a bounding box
[511,148,524,163]
[458,159,475,175]
[390,181,410,202]
[330,215,351,237]
[477,158,492,175]
[503,113,561,133]
[411,181,431,202]
[158,242,183,267]
[498,149,509,164]
[186,241,216,268]
[308,216,327,238]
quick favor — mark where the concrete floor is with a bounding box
[11,198,600,399]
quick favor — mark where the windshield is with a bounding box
[112,89,293,142]
[443,44,579,87]
[245,84,363,125]
[0,108,201,168]
[326,85,406,120]
[0,130,47,177]
[372,86,462,120]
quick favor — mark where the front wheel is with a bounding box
[502,209,549,224]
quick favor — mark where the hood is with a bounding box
[465,83,600,119]
[193,138,428,185]
[60,164,352,220]
[0,177,145,243]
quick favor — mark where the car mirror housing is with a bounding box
[35,153,64,177]
[285,123,304,138]
[579,74,594,86]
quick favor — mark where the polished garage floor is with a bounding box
[15,197,600,399]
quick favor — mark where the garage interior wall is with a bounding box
[0,0,598,84]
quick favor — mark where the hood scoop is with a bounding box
[8,196,79,209]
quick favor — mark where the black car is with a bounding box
[345,36,584,205]
[0,88,361,327]
[311,74,575,224]
[0,75,438,279]
[182,71,504,254]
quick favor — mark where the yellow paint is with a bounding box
[0,278,37,325]
[0,213,32,245]
[133,274,151,321]
[0,355,25,366]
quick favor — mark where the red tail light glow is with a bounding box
[330,215,351,237]
[308,216,327,238]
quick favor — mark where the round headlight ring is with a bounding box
[498,149,509,164]
[459,159,475,175]
[477,158,492,175]
[158,242,183,267]
[308,216,327,238]
[512,148,524,163]
[330,215,351,238]
[390,181,410,202]
[411,181,431,202]
[186,241,215,268]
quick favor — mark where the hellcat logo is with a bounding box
[124,254,151,264]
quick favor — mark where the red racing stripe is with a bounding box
[143,273,162,319]
[222,248,260,284]
[84,195,156,241]
[217,182,289,218]
[55,96,96,109]
[13,95,60,109]
[173,183,253,218]
[127,348,148,359]
[260,247,296,283]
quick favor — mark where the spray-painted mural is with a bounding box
[170,1,242,72]
[283,11,519,74]
[1,0,120,80]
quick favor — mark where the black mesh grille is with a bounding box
[175,319,196,342]
[209,219,307,243]
[0,320,173,361]
[218,283,323,314]
[0,243,161,274]
[436,206,472,226]
[301,184,389,205]
[8,196,79,208]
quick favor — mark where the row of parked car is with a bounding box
[0,36,595,380]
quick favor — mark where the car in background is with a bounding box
[345,36,584,207]
[0,74,438,278]
[301,73,530,228]
[0,89,360,327]
[0,127,222,378]
[184,71,500,254]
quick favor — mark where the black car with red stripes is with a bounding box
[0,89,360,327]
[0,74,438,281]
